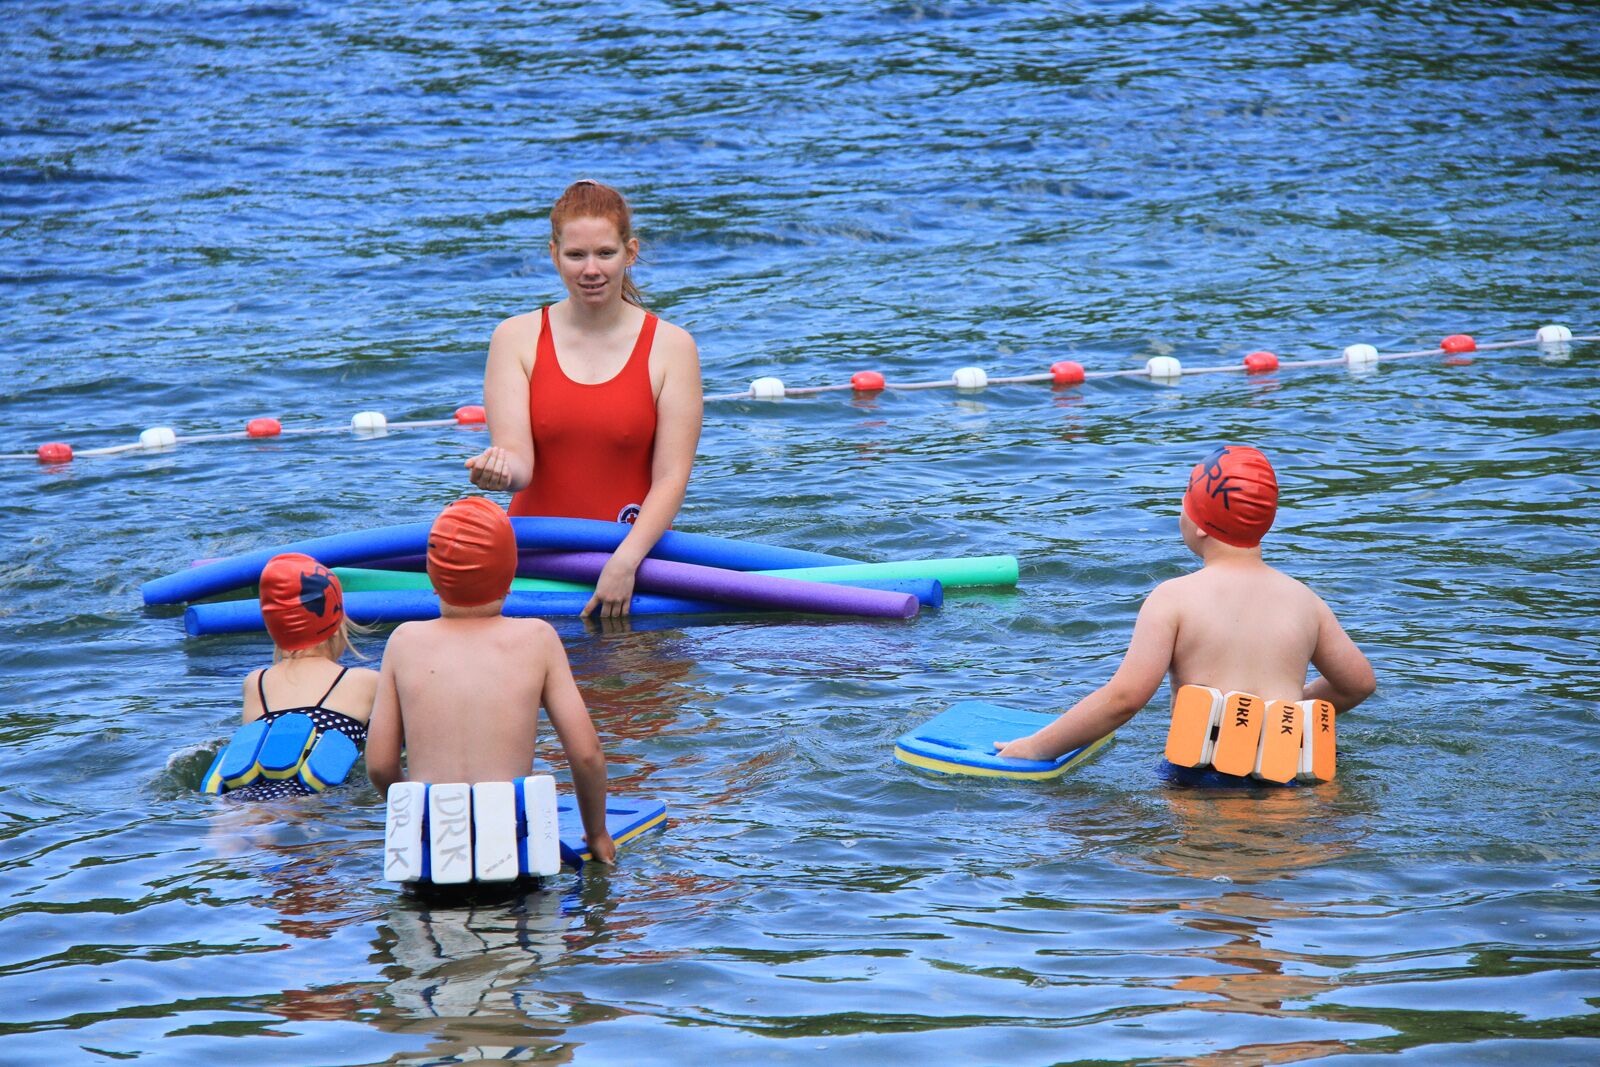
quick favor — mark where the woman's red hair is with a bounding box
[550,180,643,307]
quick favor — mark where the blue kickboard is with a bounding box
[894,700,1111,780]
[556,796,668,868]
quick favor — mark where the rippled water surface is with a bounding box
[3,2,1599,1064]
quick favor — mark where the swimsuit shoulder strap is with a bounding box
[313,667,351,710]
[534,305,562,383]
[539,305,554,355]
[629,312,659,366]
[256,668,272,715]
[620,311,659,392]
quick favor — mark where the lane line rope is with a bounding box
[9,328,1588,464]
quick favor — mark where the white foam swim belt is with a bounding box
[1164,684,1335,784]
[384,775,562,885]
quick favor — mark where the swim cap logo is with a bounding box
[298,568,333,617]
[616,503,641,525]
[1182,444,1278,549]
[1192,446,1243,511]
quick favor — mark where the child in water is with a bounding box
[226,553,380,801]
[365,496,616,863]
[994,445,1376,766]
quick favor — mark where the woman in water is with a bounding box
[466,180,703,619]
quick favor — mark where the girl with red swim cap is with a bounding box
[465,180,703,620]
[993,446,1376,768]
[227,554,380,801]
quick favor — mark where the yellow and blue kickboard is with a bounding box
[894,701,1112,780]
[556,796,668,868]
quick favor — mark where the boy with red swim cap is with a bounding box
[994,445,1375,764]
[365,497,616,863]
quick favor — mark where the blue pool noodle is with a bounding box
[184,578,940,636]
[144,517,856,606]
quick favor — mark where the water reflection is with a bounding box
[1135,780,1371,1063]
[359,885,597,1065]
[561,626,709,791]
[1138,776,1362,885]
[1166,890,1360,1064]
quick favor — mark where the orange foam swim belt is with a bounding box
[427,496,517,607]
[1183,445,1278,548]
[259,553,345,651]
[1166,684,1336,784]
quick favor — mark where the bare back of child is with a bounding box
[995,446,1374,764]
[365,497,616,863]
[375,613,578,785]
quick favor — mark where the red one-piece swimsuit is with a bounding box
[508,306,658,523]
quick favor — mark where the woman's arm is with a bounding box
[466,316,537,493]
[584,325,703,618]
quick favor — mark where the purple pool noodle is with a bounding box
[520,552,919,619]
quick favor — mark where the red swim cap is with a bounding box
[1183,445,1278,548]
[427,496,517,607]
[259,553,345,651]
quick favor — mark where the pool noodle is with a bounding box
[143,517,855,605]
[331,566,944,607]
[354,553,1019,590]
[518,553,919,619]
[186,590,724,635]
[335,566,588,594]
[755,556,1016,589]
[185,576,937,636]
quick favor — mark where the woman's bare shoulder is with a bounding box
[652,316,697,355]
[649,317,701,381]
[492,310,542,342]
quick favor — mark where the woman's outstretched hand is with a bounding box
[465,446,514,492]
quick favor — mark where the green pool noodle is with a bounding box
[335,554,1017,595]
[754,556,1017,588]
[333,568,590,594]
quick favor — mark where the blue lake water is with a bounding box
[3,2,1599,1063]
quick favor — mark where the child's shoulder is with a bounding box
[387,618,423,640]
[499,617,566,662]
[504,615,560,645]
[343,664,381,688]
[1154,561,1316,602]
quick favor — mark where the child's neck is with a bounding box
[274,649,339,669]
[1199,542,1266,567]
[438,600,507,619]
